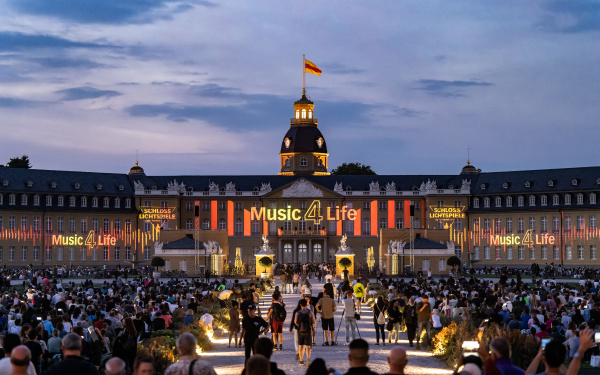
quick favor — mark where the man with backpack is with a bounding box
[265,292,286,351]
[295,299,315,366]
[316,287,337,346]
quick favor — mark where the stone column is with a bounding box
[323,239,328,263]
[308,239,313,263]
[293,239,297,263]
[278,239,282,262]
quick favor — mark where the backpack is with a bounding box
[273,304,286,322]
[376,306,386,325]
[297,310,311,335]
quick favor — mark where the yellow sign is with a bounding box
[138,207,176,221]
[51,230,116,247]
[428,206,465,220]
[250,200,357,225]
[490,230,555,246]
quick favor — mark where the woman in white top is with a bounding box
[301,280,312,299]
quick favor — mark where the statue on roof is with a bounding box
[334,181,343,193]
[461,179,471,190]
[208,180,219,192]
[260,182,272,193]
[167,179,186,194]
[133,180,144,190]
[385,182,396,192]
[226,182,236,192]
[369,181,380,191]
[425,179,437,190]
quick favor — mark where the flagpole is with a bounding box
[302,54,306,95]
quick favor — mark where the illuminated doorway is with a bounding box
[313,243,322,263]
[298,243,308,263]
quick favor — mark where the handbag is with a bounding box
[386,320,394,331]
[120,335,136,351]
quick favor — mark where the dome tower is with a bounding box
[279,91,329,175]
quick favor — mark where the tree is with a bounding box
[331,162,376,175]
[338,257,352,270]
[447,256,461,273]
[258,256,273,273]
[151,256,166,271]
[6,155,31,169]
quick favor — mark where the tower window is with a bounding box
[295,109,299,119]
[300,158,308,167]
[301,109,306,119]
[308,110,313,119]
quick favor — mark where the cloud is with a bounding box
[28,57,108,69]
[55,86,122,101]
[0,31,114,51]
[540,1,600,33]
[391,107,425,118]
[415,79,493,97]
[0,97,39,108]
[322,63,365,75]
[7,0,216,25]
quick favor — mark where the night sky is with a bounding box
[1,1,599,176]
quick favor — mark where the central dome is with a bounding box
[280,126,327,153]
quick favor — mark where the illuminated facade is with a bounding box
[1,92,600,273]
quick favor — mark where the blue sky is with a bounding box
[1,0,599,176]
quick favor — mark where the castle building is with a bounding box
[1,90,600,274]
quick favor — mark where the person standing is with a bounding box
[242,305,269,361]
[163,333,216,375]
[343,339,378,375]
[228,301,241,348]
[45,333,99,375]
[295,299,315,366]
[343,291,358,344]
[387,299,403,344]
[415,295,432,350]
[353,281,365,314]
[316,288,337,346]
[280,273,287,295]
[372,296,387,346]
[403,298,418,347]
[265,293,285,351]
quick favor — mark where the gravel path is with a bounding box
[202,280,452,375]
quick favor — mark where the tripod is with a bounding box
[334,309,345,344]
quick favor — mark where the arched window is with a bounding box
[300,158,308,167]
[301,109,306,119]
[363,218,370,233]
[313,243,322,262]
[308,110,313,119]
[295,109,299,119]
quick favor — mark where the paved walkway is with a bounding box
[202,280,452,375]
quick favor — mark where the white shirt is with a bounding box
[0,357,36,375]
[200,313,214,327]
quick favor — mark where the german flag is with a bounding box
[305,59,321,76]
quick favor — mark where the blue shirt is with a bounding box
[520,314,531,330]
[495,358,525,375]
[42,320,54,335]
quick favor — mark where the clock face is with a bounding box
[284,138,290,148]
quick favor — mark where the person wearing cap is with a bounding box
[242,304,269,362]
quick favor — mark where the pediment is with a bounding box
[264,178,341,198]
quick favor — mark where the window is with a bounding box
[507,246,513,260]
[8,194,15,205]
[483,218,490,232]
[45,195,52,206]
[484,246,490,260]
[566,245,572,260]
[541,217,547,232]
[529,217,535,231]
[577,216,584,231]
[591,246,597,260]
[474,246,480,260]
[202,202,210,211]
[565,194,571,205]
[518,246,524,260]
[412,218,420,228]
[42,246,51,261]
[396,201,404,210]
[518,218,524,233]
[82,248,87,261]
[495,197,501,207]
[104,219,110,234]
[300,158,308,167]
[578,245,584,260]
[92,218,98,232]
[591,193,597,204]
[530,247,535,260]
[81,196,87,207]
[506,196,512,207]
[379,201,387,211]
[33,246,40,261]
[92,197,98,207]
[553,246,560,260]
[0,217,2,231]
[33,217,40,232]
[103,247,109,261]
[202,219,210,230]
[496,247,502,261]
[553,194,559,205]
[517,196,524,207]
[185,202,193,212]
[363,218,370,233]
[218,202,226,211]
[234,202,243,212]
[9,247,14,261]
[81,219,87,233]
[218,219,226,230]
[577,194,584,205]
[125,198,131,209]
[21,246,27,261]
[185,219,193,230]
[454,219,463,231]
[395,219,403,229]
[552,216,559,233]
[114,247,120,260]
[144,247,149,260]
[125,219,131,234]
[114,198,120,208]
[439,259,447,272]
[21,194,28,206]
[473,218,479,232]
[57,196,64,206]
[541,246,547,260]
[298,219,307,232]
[57,247,63,261]
[235,218,243,234]
[437,200,444,208]
[565,216,571,231]
[483,197,490,208]
[541,195,547,206]
[160,201,168,208]
[126,247,132,261]
[494,218,501,233]
[21,217,28,231]
[68,218,75,233]
[57,217,64,234]
[46,217,52,233]
[114,219,120,231]
[345,219,354,233]
[529,195,535,206]
[473,198,479,208]
[251,220,260,235]
[362,201,370,211]
[8,216,15,230]
[379,219,386,229]
[70,248,75,261]
[506,218,512,233]
[143,221,152,232]
[591,215,597,230]
[301,109,306,119]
